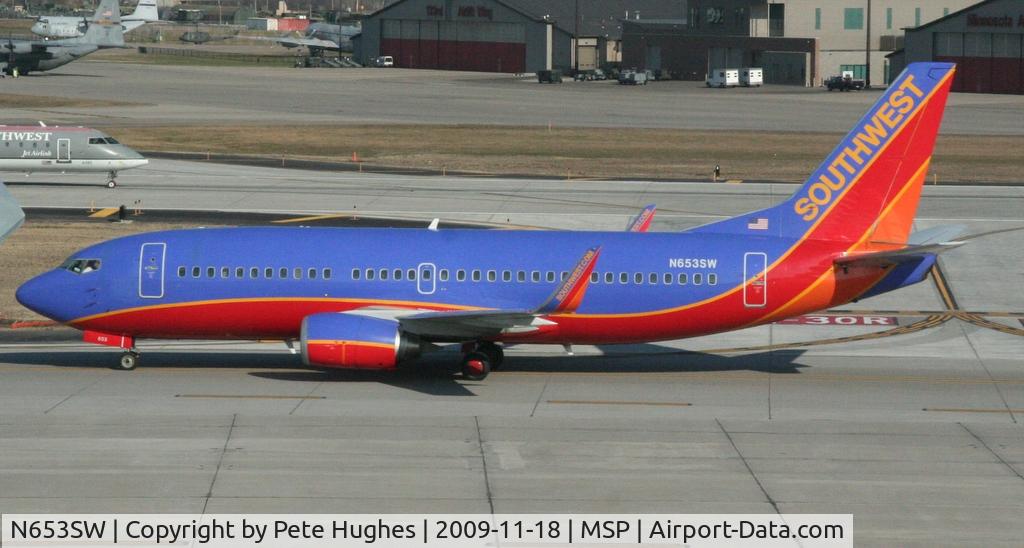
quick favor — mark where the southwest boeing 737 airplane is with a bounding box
[17,63,961,380]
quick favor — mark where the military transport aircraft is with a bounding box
[0,124,148,188]
[2,0,124,77]
[17,63,961,380]
[30,0,158,40]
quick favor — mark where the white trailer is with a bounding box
[706,68,739,88]
[740,67,763,87]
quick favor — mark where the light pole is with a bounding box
[865,0,872,88]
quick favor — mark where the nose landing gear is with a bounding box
[106,171,118,189]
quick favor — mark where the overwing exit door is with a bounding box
[744,252,767,308]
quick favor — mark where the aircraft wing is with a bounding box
[272,36,342,50]
[342,246,601,340]
[0,182,26,244]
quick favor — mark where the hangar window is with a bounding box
[393,268,403,280]
[620,272,628,284]
[664,273,673,285]
[177,266,186,277]
[502,270,511,282]
[634,273,643,284]
[487,270,496,282]
[678,273,688,285]
[192,266,200,278]
[220,267,229,279]
[266,268,274,279]
[546,271,556,283]
[378,268,388,281]
[365,268,375,281]
[235,267,244,278]
[605,272,614,284]
[279,267,288,279]
[309,268,318,280]
[207,267,215,278]
[517,271,526,282]
[649,273,659,284]
[439,269,449,282]
[708,273,718,285]
[693,273,703,285]
[844,7,863,30]
[472,270,482,282]
[456,269,466,282]
[531,271,541,283]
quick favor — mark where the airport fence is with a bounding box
[136,46,297,66]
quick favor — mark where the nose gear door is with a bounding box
[139,243,166,298]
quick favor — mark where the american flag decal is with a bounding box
[747,217,769,230]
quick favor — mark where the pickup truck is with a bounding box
[826,75,865,91]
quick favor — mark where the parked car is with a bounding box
[373,55,394,68]
[618,69,648,85]
[826,74,865,91]
[537,70,563,83]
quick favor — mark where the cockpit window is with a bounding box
[88,137,104,145]
[105,138,120,144]
[61,258,101,274]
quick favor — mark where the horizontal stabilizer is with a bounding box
[907,224,967,246]
[835,241,963,268]
[0,181,25,244]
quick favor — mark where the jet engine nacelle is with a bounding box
[300,313,422,370]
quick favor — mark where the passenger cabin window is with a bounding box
[323,268,332,280]
[393,268,402,280]
[207,267,215,278]
[649,273,658,284]
[250,267,259,278]
[546,271,555,283]
[309,268,318,280]
[620,272,628,284]
[471,270,481,282]
[293,268,302,280]
[378,269,387,281]
[351,268,360,280]
[532,271,541,283]
[62,258,101,274]
[457,270,466,282]
[708,273,718,285]
[502,270,512,282]
[664,273,673,285]
[590,272,599,283]
[265,267,274,278]
[517,271,526,282]
[693,273,703,285]
[487,270,496,282]
[678,273,688,285]
[220,267,229,278]
[177,266,186,277]
[605,272,614,284]
[439,269,449,282]
[235,267,244,278]
[634,273,643,284]
[422,269,431,281]
[279,267,288,279]
[192,266,200,278]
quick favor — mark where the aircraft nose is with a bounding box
[16,271,71,322]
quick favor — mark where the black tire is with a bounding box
[476,341,504,369]
[461,351,491,381]
[117,352,139,371]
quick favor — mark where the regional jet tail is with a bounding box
[0,182,25,244]
[16,63,960,380]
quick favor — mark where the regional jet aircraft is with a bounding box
[31,0,158,39]
[2,0,123,77]
[0,124,148,188]
[17,63,962,380]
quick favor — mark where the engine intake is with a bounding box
[300,313,422,370]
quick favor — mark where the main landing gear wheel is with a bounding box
[117,351,139,371]
[461,351,491,381]
[476,341,504,370]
